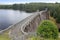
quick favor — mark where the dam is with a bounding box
[8,10,49,40]
[0,9,49,40]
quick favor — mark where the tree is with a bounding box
[37,20,58,39]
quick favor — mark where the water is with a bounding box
[0,9,32,30]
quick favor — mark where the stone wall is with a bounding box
[24,13,41,32]
[23,10,49,34]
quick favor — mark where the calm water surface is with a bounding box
[0,9,32,30]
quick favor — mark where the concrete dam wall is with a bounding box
[24,11,49,33]
[9,10,49,40]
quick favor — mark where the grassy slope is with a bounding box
[27,36,60,40]
[0,30,11,40]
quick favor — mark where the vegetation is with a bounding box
[0,31,11,40]
[27,36,59,40]
[37,20,58,39]
[27,20,60,40]
[27,36,43,40]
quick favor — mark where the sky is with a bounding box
[0,0,60,4]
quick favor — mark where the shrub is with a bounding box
[37,20,58,39]
[49,17,56,24]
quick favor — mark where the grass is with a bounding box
[27,36,60,40]
[0,30,11,40]
[27,33,60,40]
[49,16,56,24]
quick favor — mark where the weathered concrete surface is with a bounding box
[24,11,49,33]
[9,10,49,40]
